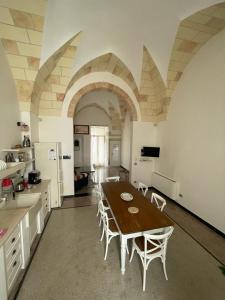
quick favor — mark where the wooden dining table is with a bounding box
[101,181,174,274]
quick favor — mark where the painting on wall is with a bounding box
[74,125,89,135]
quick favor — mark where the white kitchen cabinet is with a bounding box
[42,186,50,220]
[0,215,29,300]
[4,224,22,294]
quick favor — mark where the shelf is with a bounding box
[1,147,33,152]
[0,162,26,180]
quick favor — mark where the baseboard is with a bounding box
[63,194,75,198]
[120,165,129,173]
[150,187,225,238]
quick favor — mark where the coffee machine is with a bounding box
[28,170,41,184]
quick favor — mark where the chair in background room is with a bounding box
[138,182,148,197]
[151,192,167,211]
[129,226,174,291]
[105,176,120,182]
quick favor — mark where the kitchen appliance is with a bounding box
[34,142,63,208]
[141,146,160,157]
[1,178,13,194]
[15,182,25,192]
[28,170,41,184]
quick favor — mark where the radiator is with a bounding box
[151,172,178,200]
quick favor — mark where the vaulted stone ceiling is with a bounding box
[0,0,225,122]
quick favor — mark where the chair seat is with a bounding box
[134,236,160,254]
[109,219,118,233]
[103,199,109,207]
[107,210,113,219]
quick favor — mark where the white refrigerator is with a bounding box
[34,142,63,208]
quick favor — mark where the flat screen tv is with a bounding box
[141,147,160,157]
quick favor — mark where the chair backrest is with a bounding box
[96,190,108,210]
[101,210,110,232]
[144,226,174,256]
[138,182,148,197]
[151,192,166,211]
[105,176,120,182]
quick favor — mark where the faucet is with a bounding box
[12,180,15,200]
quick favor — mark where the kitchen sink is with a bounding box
[0,193,42,226]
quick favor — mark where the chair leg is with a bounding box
[104,235,109,260]
[100,226,104,241]
[99,216,102,227]
[143,264,147,291]
[129,241,135,262]
[162,257,168,280]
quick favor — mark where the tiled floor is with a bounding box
[15,167,225,299]
[16,206,225,300]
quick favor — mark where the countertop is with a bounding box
[20,179,50,195]
[0,208,28,247]
[0,180,50,248]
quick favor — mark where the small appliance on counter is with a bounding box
[15,181,25,192]
[28,170,41,184]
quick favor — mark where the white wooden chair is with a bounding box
[129,226,174,291]
[138,182,148,197]
[98,191,129,259]
[151,192,166,211]
[96,190,110,226]
[105,176,120,182]
[100,210,119,260]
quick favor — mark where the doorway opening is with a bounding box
[90,126,109,168]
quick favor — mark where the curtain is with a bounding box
[91,126,108,167]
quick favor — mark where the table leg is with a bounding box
[120,235,127,275]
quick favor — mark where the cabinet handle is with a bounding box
[12,249,16,256]
[11,237,16,244]
[13,261,17,267]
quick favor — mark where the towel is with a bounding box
[0,228,8,238]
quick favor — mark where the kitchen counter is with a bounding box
[0,180,50,248]
[0,208,28,247]
[20,180,50,195]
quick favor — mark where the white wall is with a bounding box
[74,106,112,128]
[121,111,131,171]
[0,42,20,159]
[156,30,225,233]
[30,113,39,142]
[39,116,74,195]
[130,121,157,187]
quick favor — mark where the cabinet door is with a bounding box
[0,247,7,300]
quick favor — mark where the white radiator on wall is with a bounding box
[151,172,179,200]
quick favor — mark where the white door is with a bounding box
[109,141,121,166]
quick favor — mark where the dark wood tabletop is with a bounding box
[101,181,174,235]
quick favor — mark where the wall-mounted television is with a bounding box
[141,147,160,157]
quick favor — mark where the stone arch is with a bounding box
[31,32,81,114]
[66,53,140,101]
[67,82,138,121]
[74,103,112,121]
[167,2,225,96]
